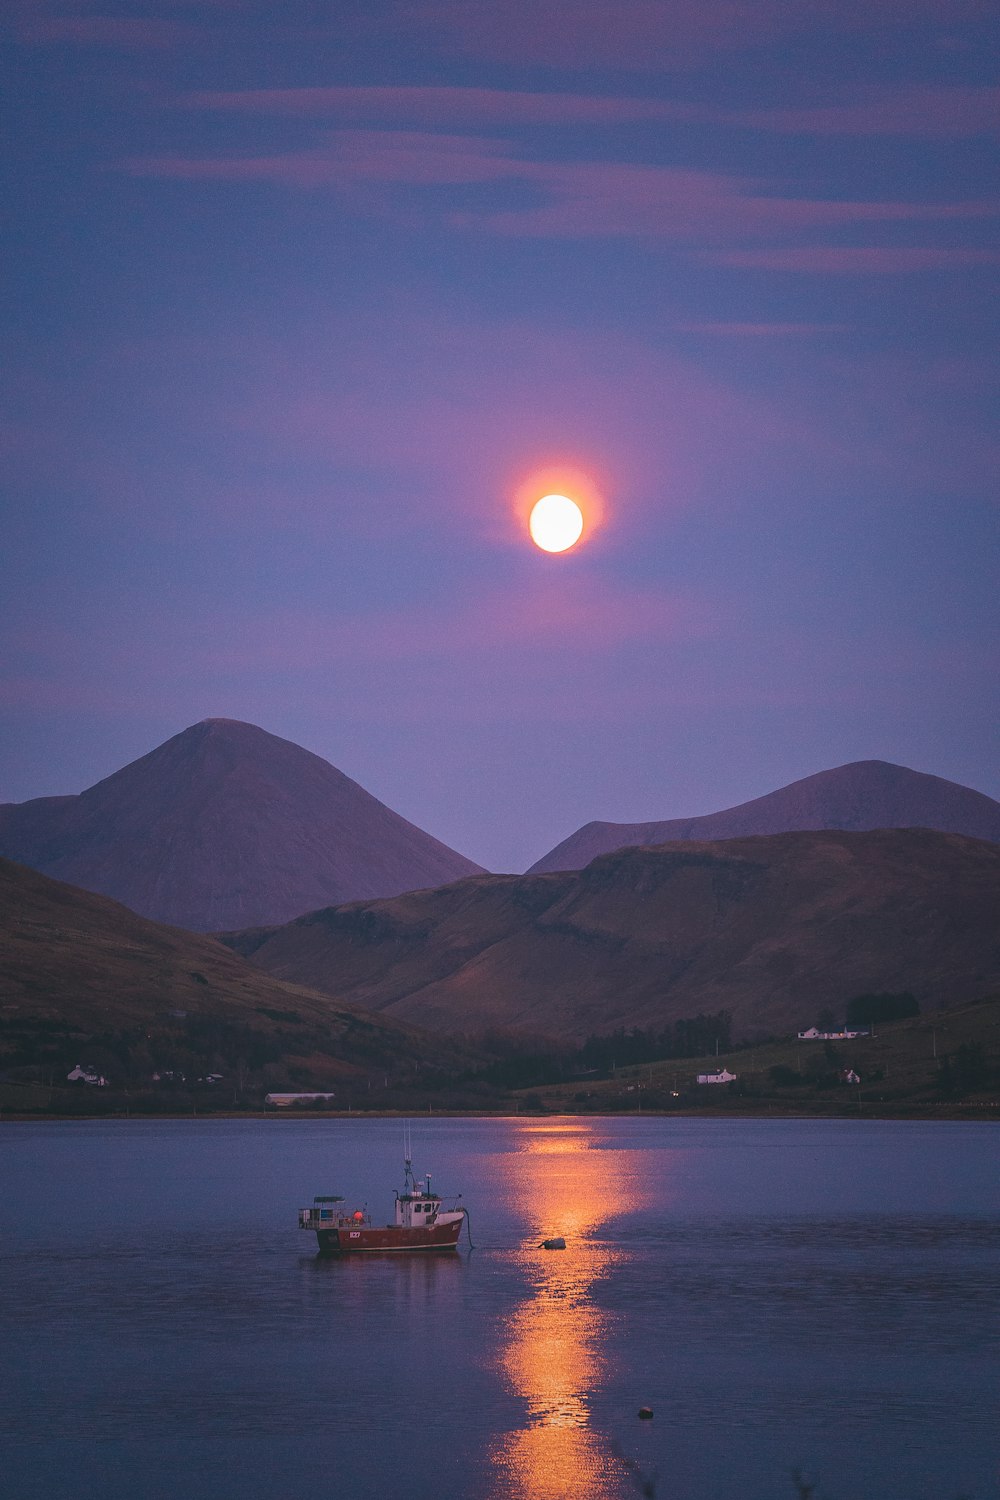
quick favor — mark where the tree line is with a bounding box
[468,1012,734,1091]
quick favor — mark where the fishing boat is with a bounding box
[298,1156,469,1253]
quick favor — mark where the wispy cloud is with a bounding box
[123,130,1000,242]
[706,247,1000,272]
[195,578,717,671]
[17,15,194,47]
[677,322,850,336]
[181,85,693,127]
[393,0,995,69]
[732,85,1000,138]
[125,131,517,189]
[182,81,1000,140]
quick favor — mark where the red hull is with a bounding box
[316,1217,464,1253]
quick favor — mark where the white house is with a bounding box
[696,1068,737,1085]
[66,1064,108,1087]
[264,1092,337,1108]
[797,1027,868,1041]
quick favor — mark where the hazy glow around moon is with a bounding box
[529,494,584,553]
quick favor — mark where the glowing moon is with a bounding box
[529,494,584,553]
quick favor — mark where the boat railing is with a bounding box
[299,1207,369,1230]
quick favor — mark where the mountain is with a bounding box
[222,829,1000,1041]
[527,760,1000,873]
[0,856,471,1086]
[0,719,485,930]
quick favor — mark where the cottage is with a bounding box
[264,1092,337,1108]
[696,1068,737,1085]
[66,1064,108,1087]
[797,1027,868,1041]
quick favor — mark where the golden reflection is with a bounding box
[488,1120,653,1500]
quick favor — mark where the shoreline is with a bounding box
[2,1104,997,1123]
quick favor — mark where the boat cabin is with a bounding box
[395,1171,441,1228]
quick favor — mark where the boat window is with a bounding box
[414,1202,423,1212]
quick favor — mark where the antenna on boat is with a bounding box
[403,1119,414,1191]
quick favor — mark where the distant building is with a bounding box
[264,1092,337,1108]
[797,1027,868,1041]
[67,1064,108,1087]
[696,1068,737,1085]
[840,1068,861,1084]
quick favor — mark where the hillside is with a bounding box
[223,828,1000,1041]
[0,719,484,930]
[525,992,1000,1118]
[528,760,1000,873]
[0,856,472,1094]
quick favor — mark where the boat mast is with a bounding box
[403,1119,416,1193]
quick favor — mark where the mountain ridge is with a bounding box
[527,759,1000,873]
[222,827,1000,1041]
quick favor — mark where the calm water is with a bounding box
[2,1117,998,1500]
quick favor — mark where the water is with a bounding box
[2,1117,997,1500]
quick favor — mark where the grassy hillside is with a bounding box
[223,829,1000,1040]
[521,992,1000,1117]
[0,857,478,1112]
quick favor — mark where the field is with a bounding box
[519,993,1000,1118]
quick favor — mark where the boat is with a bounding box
[298,1156,468,1253]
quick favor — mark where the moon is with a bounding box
[529,494,584,553]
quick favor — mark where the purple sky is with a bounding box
[2,0,998,872]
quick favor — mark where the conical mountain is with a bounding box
[527,760,1000,873]
[0,719,484,930]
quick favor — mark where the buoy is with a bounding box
[638,1407,654,1420]
[540,1236,566,1250]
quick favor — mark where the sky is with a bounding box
[2,0,998,873]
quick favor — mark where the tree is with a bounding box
[953,1042,991,1093]
[845,991,919,1025]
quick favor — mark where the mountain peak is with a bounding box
[0,721,485,929]
[528,759,1000,873]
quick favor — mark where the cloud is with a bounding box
[677,322,849,336]
[17,15,193,47]
[181,85,694,127]
[197,577,717,671]
[122,130,1000,241]
[0,574,717,729]
[125,131,518,189]
[733,85,1000,139]
[390,0,995,69]
[181,81,1000,141]
[705,247,1000,272]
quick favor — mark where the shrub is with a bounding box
[845,992,919,1025]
